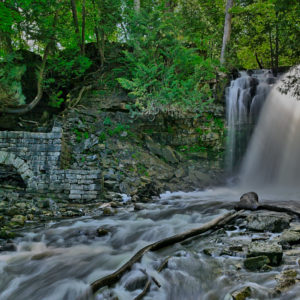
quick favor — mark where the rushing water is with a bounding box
[1,189,300,300]
[225,70,274,174]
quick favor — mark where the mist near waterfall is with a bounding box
[240,66,300,193]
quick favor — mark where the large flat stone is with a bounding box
[247,211,292,233]
[247,241,283,266]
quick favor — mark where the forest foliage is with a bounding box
[0,0,299,112]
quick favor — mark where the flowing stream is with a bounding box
[1,189,299,300]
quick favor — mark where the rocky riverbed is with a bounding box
[1,189,300,300]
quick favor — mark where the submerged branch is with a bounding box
[134,256,170,300]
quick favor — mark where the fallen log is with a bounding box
[88,210,242,296]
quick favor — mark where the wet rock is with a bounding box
[10,215,27,226]
[102,207,115,216]
[235,192,259,210]
[231,286,252,300]
[96,228,109,237]
[247,241,283,266]
[135,182,161,202]
[203,248,215,256]
[0,242,17,252]
[0,228,16,239]
[284,248,300,256]
[244,255,270,271]
[246,211,291,233]
[280,229,300,245]
[134,203,145,211]
[275,269,299,293]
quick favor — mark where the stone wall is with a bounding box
[0,125,102,203]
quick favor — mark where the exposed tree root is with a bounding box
[68,85,92,109]
[88,210,242,296]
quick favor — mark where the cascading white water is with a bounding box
[225,70,274,174]
[240,66,300,191]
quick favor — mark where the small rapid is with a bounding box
[0,190,236,300]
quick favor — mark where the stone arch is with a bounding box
[0,151,35,188]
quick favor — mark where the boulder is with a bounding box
[247,241,283,266]
[235,192,259,210]
[244,255,270,271]
[279,226,300,245]
[246,211,291,233]
[96,227,109,237]
[145,136,178,163]
[161,146,178,163]
[10,215,26,226]
[275,269,299,293]
[231,286,252,300]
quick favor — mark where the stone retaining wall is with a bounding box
[0,125,102,203]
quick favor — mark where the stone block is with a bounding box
[71,184,84,190]
[82,194,98,201]
[14,157,25,169]
[69,194,82,200]
[247,241,283,266]
[70,189,84,195]
[51,126,62,133]
[5,153,16,165]
[84,184,102,191]
[0,151,8,164]
[0,131,7,138]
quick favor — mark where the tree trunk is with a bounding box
[134,0,140,12]
[269,28,274,70]
[99,30,105,67]
[70,0,81,52]
[81,0,86,55]
[255,52,263,69]
[1,11,58,115]
[220,0,234,64]
[274,12,279,77]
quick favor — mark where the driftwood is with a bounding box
[88,210,242,296]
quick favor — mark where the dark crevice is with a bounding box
[0,164,26,188]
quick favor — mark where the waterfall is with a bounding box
[225,70,274,174]
[240,66,300,190]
